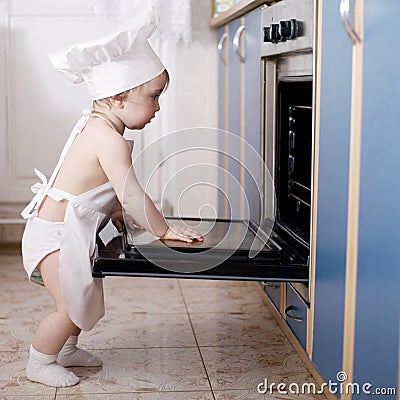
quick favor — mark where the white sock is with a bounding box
[26,345,79,388]
[57,335,102,367]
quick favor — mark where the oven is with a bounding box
[261,0,315,301]
[92,0,315,287]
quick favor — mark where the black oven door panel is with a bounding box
[276,80,313,245]
[93,217,308,282]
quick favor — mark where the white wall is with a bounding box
[162,0,219,218]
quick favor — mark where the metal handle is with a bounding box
[218,32,228,65]
[340,0,361,44]
[233,25,246,63]
[262,282,279,289]
[285,305,303,323]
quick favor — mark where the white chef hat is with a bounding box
[48,7,165,100]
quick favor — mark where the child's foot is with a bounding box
[57,335,102,367]
[26,345,79,387]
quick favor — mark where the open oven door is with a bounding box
[92,217,309,282]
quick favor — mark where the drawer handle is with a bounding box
[262,282,279,289]
[285,305,303,323]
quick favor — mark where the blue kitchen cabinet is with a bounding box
[217,8,262,222]
[312,0,352,384]
[216,1,399,396]
[314,0,400,397]
[227,17,242,220]
[286,284,308,349]
[217,25,227,218]
[244,7,262,224]
[351,0,400,396]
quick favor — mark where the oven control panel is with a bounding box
[264,18,301,43]
[261,0,313,57]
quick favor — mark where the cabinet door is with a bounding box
[312,0,352,381]
[286,284,308,349]
[351,0,400,391]
[263,282,281,311]
[244,8,262,224]
[227,17,242,220]
[218,10,262,223]
[217,26,228,218]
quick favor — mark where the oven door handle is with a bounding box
[339,0,361,44]
[218,32,228,65]
[233,25,246,63]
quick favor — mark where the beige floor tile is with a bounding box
[190,312,288,347]
[0,397,55,400]
[0,350,56,397]
[104,277,180,290]
[104,286,187,315]
[0,255,325,400]
[213,389,328,399]
[77,313,196,349]
[179,279,256,289]
[0,255,26,282]
[181,281,267,314]
[0,284,53,352]
[200,345,315,391]
[56,392,214,399]
[57,347,210,395]
[0,317,38,352]
[0,254,26,278]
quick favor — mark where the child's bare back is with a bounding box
[38,117,129,222]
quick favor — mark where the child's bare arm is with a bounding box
[97,132,169,238]
[96,131,203,242]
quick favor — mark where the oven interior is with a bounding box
[276,79,312,247]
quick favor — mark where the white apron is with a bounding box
[21,109,118,331]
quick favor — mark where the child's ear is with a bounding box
[110,96,125,109]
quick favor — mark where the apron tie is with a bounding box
[21,168,49,219]
[21,108,93,220]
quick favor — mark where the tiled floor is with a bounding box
[0,253,327,400]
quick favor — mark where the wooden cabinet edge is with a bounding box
[210,0,275,28]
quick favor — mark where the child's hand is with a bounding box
[160,224,204,243]
[111,210,124,233]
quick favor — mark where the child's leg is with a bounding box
[32,250,78,354]
[33,251,102,368]
[27,250,79,387]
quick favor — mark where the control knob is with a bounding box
[263,18,301,43]
[270,23,281,43]
[280,18,299,40]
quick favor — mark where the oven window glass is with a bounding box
[276,80,312,245]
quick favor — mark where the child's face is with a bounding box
[121,72,167,130]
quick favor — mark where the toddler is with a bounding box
[20,8,203,388]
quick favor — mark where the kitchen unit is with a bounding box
[214,0,399,398]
